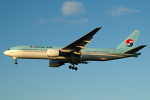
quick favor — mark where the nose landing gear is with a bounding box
[15,61,18,64]
[13,57,18,65]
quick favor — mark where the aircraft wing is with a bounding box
[62,27,101,52]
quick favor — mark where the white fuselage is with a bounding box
[4,49,133,62]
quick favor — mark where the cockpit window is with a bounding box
[7,49,10,50]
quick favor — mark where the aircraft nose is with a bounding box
[4,50,9,55]
[4,51,6,55]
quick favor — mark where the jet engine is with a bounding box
[47,49,60,57]
[49,60,64,67]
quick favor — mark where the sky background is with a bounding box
[0,0,150,100]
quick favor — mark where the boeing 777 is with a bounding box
[4,27,146,70]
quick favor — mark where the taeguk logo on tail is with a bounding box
[126,39,134,47]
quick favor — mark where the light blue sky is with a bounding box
[0,0,150,100]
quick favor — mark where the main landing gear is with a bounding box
[69,65,78,71]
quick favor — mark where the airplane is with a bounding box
[4,27,147,70]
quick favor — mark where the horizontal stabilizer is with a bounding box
[123,45,147,54]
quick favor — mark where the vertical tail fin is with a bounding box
[116,30,140,50]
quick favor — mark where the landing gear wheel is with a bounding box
[72,67,75,70]
[69,64,78,71]
[75,67,78,70]
[15,62,18,64]
[69,66,72,69]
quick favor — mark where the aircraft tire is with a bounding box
[69,66,72,69]
[72,67,75,70]
[75,67,78,70]
[15,62,18,64]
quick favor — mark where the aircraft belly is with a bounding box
[82,53,127,61]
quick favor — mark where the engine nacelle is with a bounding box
[47,49,60,57]
[49,60,64,67]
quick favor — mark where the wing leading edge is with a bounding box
[62,27,102,52]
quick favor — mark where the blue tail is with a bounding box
[116,30,140,50]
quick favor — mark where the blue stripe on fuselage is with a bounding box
[9,45,124,54]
